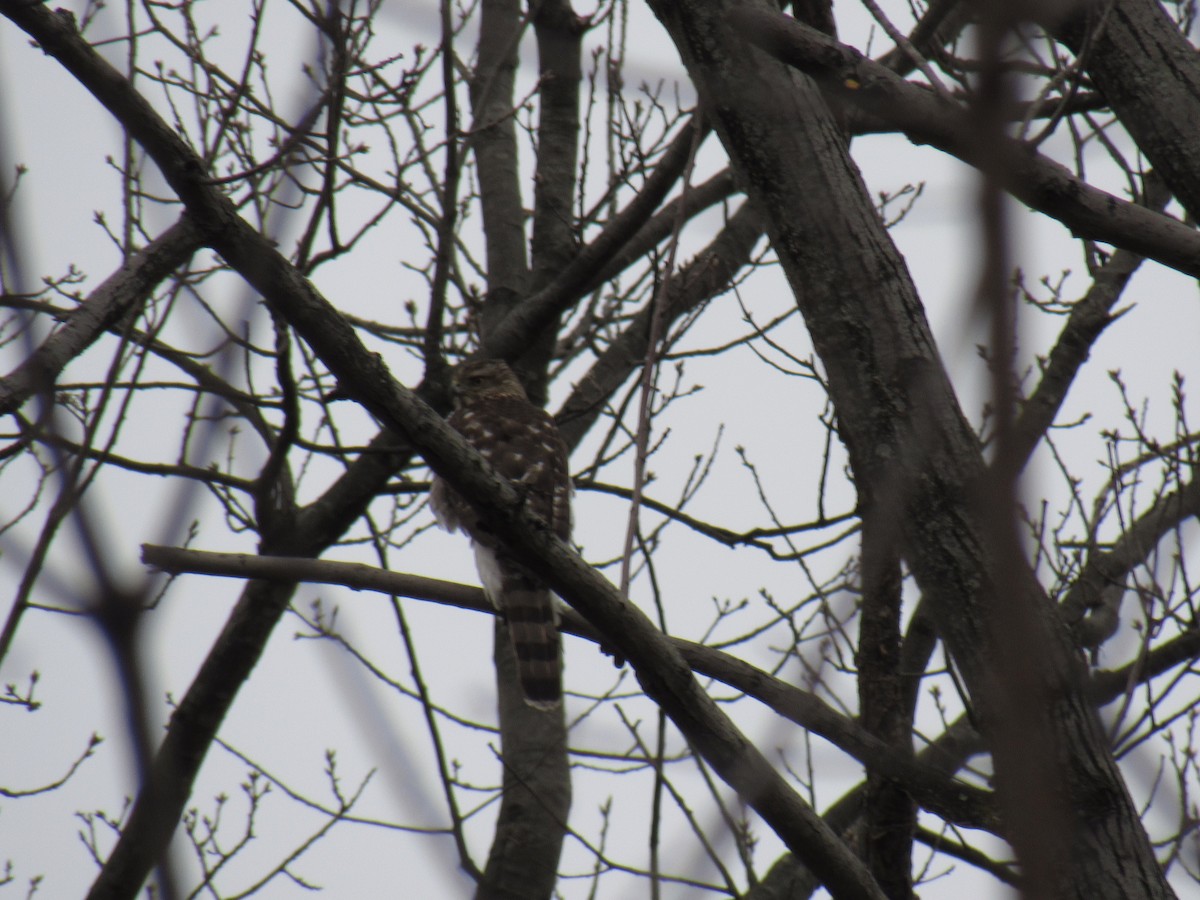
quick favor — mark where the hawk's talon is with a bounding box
[598,640,627,668]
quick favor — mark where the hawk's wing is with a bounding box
[430,397,571,708]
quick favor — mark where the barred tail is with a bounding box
[501,581,562,708]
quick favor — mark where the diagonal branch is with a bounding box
[557,198,764,449]
[648,0,1172,894]
[484,113,711,361]
[1052,0,1200,221]
[0,6,882,895]
[1061,473,1200,647]
[0,215,202,416]
[728,8,1200,278]
[1010,173,1173,471]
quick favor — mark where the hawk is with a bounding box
[429,359,572,708]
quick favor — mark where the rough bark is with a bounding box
[644,1,1173,896]
[0,6,832,898]
[729,11,1200,277]
[857,509,914,899]
[1053,0,1200,221]
[7,0,1190,895]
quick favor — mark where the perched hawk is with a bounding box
[429,359,572,708]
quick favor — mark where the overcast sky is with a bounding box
[1,1,1197,897]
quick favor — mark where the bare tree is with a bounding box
[1,1,1198,898]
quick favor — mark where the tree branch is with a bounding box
[0,215,202,416]
[1052,0,1200,221]
[484,113,712,361]
[728,8,1200,278]
[648,0,1172,894]
[1061,473,1200,646]
[141,543,998,834]
[1010,173,1170,471]
[557,198,764,449]
[0,6,883,894]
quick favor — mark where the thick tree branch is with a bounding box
[857,506,915,897]
[558,198,765,449]
[575,167,739,297]
[1091,627,1200,704]
[875,0,970,76]
[519,0,584,398]
[468,0,531,340]
[1053,0,1200,221]
[728,8,1200,278]
[478,2,582,891]
[647,0,1172,895]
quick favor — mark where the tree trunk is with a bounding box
[1053,0,1200,220]
[646,1,1173,896]
[470,1,573,891]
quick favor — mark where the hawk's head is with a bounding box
[452,358,529,404]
